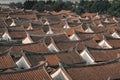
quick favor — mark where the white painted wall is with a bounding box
[98,40,112,49]
[85,27,94,33]
[51,68,70,80]
[10,20,16,27]
[16,56,31,69]
[80,49,94,64]
[112,32,120,38]
[48,43,59,52]
[2,31,11,41]
[69,33,79,41]
[22,34,33,44]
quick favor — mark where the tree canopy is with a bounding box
[9,0,120,17]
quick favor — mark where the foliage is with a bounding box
[53,0,64,12]
[9,2,16,9]
[90,0,111,14]
[9,2,23,9]
[22,0,120,17]
[32,1,45,12]
[24,1,37,9]
[16,2,23,9]
[108,1,120,17]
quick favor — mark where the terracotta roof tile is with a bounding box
[66,61,120,80]
[0,54,16,69]
[0,42,49,55]
[107,39,120,48]
[45,55,59,66]
[0,67,52,80]
[55,41,77,51]
[57,51,85,64]
[0,49,16,69]
[52,33,69,41]
[10,13,37,20]
[89,49,119,62]
[25,54,45,67]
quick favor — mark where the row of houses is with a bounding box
[0,9,120,80]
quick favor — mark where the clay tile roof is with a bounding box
[107,39,120,48]
[52,29,63,34]
[57,51,86,64]
[0,67,52,80]
[82,13,96,17]
[28,29,45,35]
[24,54,45,67]
[52,21,66,28]
[75,27,84,33]
[0,54,16,69]
[92,27,107,33]
[0,49,16,69]
[10,13,37,20]
[66,29,74,36]
[8,30,26,40]
[45,55,59,66]
[77,39,100,51]
[66,61,120,80]
[89,49,118,62]
[7,42,49,55]
[52,33,69,41]
[108,25,120,33]
[84,39,100,48]
[77,33,93,39]
[8,26,25,31]
[55,41,77,51]
[0,46,11,53]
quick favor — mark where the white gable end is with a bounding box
[7,15,11,19]
[104,18,109,23]
[112,32,120,38]
[22,34,33,44]
[2,31,11,41]
[98,40,112,49]
[27,25,33,30]
[46,29,54,34]
[69,34,79,41]
[63,23,70,29]
[51,68,70,80]
[85,27,94,33]
[10,20,16,26]
[85,16,89,20]
[113,17,118,23]
[48,43,59,52]
[80,49,94,64]
[95,13,100,19]
[16,56,31,69]
[44,20,50,25]
[98,23,104,27]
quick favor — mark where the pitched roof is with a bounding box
[57,51,86,64]
[88,48,119,62]
[0,67,52,80]
[0,41,49,55]
[0,48,16,69]
[66,60,120,80]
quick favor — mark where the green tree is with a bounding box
[90,0,111,14]
[108,1,120,17]
[16,2,23,9]
[24,1,37,9]
[32,1,45,12]
[9,2,16,9]
[75,6,85,15]
[53,0,64,12]
[63,1,73,10]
